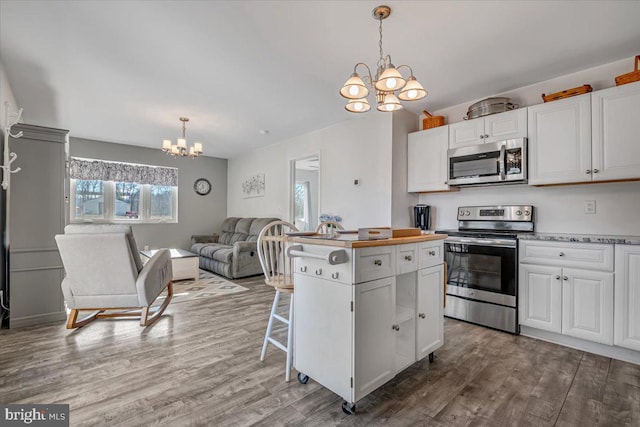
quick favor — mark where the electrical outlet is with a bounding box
[585,200,596,214]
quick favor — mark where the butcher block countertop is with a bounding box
[287,233,447,248]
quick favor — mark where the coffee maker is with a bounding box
[414,204,430,231]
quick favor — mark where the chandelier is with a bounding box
[340,5,427,113]
[161,117,203,158]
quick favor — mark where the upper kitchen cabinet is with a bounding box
[528,82,640,186]
[592,82,640,181]
[449,108,527,149]
[407,126,450,193]
[528,94,592,185]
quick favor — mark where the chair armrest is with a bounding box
[136,249,172,306]
[191,234,219,245]
[233,241,257,255]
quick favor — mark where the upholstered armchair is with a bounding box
[55,224,173,329]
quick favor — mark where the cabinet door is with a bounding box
[527,94,592,185]
[519,264,562,333]
[354,277,396,401]
[449,117,485,148]
[562,268,614,345]
[416,264,444,360]
[484,108,527,143]
[592,82,640,181]
[407,127,450,192]
[615,245,640,351]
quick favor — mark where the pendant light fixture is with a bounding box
[161,117,203,158]
[340,5,427,113]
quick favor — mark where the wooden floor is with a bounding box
[1,275,639,427]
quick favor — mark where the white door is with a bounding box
[354,277,396,401]
[449,117,485,148]
[416,264,444,360]
[484,108,527,143]
[407,126,450,192]
[592,82,640,181]
[527,94,592,185]
[614,245,640,351]
[519,264,562,333]
[561,268,614,345]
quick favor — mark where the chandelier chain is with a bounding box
[377,14,384,71]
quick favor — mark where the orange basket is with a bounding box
[542,85,593,103]
[615,55,640,86]
[422,110,445,130]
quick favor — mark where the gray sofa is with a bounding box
[191,217,279,279]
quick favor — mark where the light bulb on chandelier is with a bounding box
[339,5,427,113]
[161,117,204,158]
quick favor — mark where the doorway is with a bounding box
[290,154,320,232]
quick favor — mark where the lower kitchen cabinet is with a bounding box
[519,240,614,345]
[615,244,640,351]
[562,268,613,345]
[416,265,444,360]
[519,264,562,333]
[354,277,396,400]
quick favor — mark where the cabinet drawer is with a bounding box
[396,243,418,274]
[418,241,444,269]
[355,246,395,283]
[519,240,613,271]
[294,245,352,285]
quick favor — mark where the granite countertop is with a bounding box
[519,233,640,245]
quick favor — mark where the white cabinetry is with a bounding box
[527,82,640,185]
[294,239,445,412]
[354,277,396,400]
[449,108,527,148]
[527,94,591,185]
[519,240,614,345]
[614,244,640,351]
[416,265,444,360]
[592,82,640,181]
[407,126,450,192]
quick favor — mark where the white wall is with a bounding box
[0,61,18,129]
[391,110,419,227]
[228,114,394,230]
[418,55,640,236]
[420,182,640,235]
[428,56,636,124]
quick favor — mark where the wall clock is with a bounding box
[194,178,212,196]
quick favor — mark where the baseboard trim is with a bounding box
[10,311,66,329]
[520,326,640,365]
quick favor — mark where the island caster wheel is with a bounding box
[429,352,435,363]
[342,401,356,415]
[297,372,309,384]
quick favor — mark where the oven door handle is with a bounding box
[445,236,517,248]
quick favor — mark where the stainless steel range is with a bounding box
[436,205,534,334]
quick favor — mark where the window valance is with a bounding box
[70,157,179,187]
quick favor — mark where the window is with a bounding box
[69,158,178,224]
[294,181,310,231]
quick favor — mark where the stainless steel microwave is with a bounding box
[447,138,527,186]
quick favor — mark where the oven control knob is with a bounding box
[524,210,530,216]
[516,210,522,215]
[465,210,471,216]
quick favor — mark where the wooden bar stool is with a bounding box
[257,220,298,381]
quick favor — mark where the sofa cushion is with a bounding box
[192,243,229,260]
[219,217,242,245]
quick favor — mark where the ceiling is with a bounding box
[1,1,639,159]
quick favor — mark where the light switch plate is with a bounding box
[585,200,596,214]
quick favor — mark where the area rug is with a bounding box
[157,270,249,304]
